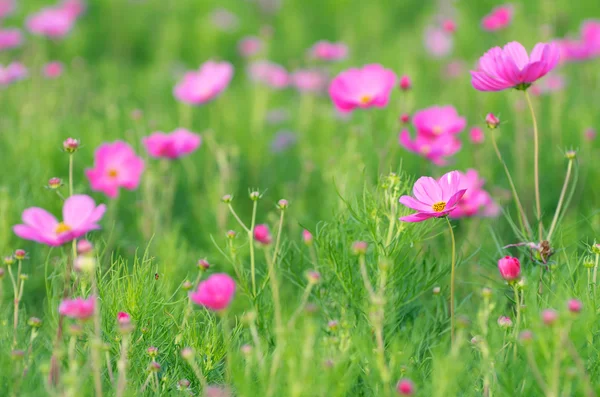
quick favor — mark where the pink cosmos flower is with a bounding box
[247,60,289,89]
[399,171,467,222]
[117,311,131,325]
[585,128,596,141]
[43,61,63,79]
[396,378,415,395]
[238,36,263,57]
[411,106,466,137]
[291,69,328,93]
[471,41,560,91]
[328,64,397,113]
[449,169,499,218]
[85,141,145,198]
[442,19,457,34]
[481,4,513,31]
[254,224,272,245]
[530,73,565,96]
[189,273,236,311]
[0,29,23,51]
[174,61,234,105]
[26,6,76,38]
[555,20,600,62]
[498,256,520,281]
[14,195,106,247]
[0,0,14,19]
[424,27,453,58]
[399,130,462,166]
[399,75,411,91]
[60,0,86,18]
[0,62,27,86]
[210,8,239,32]
[302,229,313,245]
[469,127,484,144]
[59,296,95,319]
[309,41,348,61]
[581,20,600,57]
[142,128,201,159]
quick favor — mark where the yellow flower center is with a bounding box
[360,95,372,104]
[108,169,118,178]
[432,201,447,212]
[55,222,72,234]
[433,125,442,135]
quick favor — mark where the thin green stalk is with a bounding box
[547,158,574,242]
[271,209,286,265]
[490,129,532,237]
[249,201,258,297]
[512,285,521,359]
[446,217,456,344]
[287,282,315,329]
[524,91,543,242]
[90,274,103,397]
[7,264,18,347]
[358,255,375,298]
[593,253,599,301]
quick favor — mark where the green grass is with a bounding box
[1,0,600,395]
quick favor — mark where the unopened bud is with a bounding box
[221,194,232,204]
[181,347,194,360]
[481,287,492,298]
[77,240,93,255]
[400,113,411,124]
[302,229,313,245]
[14,249,26,260]
[306,270,321,284]
[497,316,513,328]
[178,379,191,389]
[351,241,368,255]
[3,256,14,266]
[226,230,236,239]
[485,113,500,129]
[28,317,42,328]
[542,309,558,326]
[47,177,63,189]
[399,75,412,91]
[565,150,576,160]
[327,320,339,332]
[148,361,161,372]
[182,280,193,291]
[249,191,260,201]
[147,346,158,358]
[63,138,80,153]
[197,259,210,270]
[567,299,582,314]
[74,256,96,273]
[277,199,288,210]
[519,330,534,343]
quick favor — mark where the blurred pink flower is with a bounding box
[210,8,239,32]
[412,106,466,137]
[43,61,63,79]
[26,6,76,38]
[59,297,95,320]
[0,29,23,51]
[174,61,234,105]
[581,20,600,57]
[424,27,453,58]
[498,256,520,281]
[530,74,565,96]
[444,60,465,79]
[302,229,313,245]
[309,40,348,61]
[442,19,457,34]
[291,68,328,93]
[238,36,263,57]
[0,0,14,19]
[399,75,412,91]
[399,131,462,166]
[449,169,499,218]
[254,224,272,245]
[0,62,27,85]
[329,64,397,113]
[555,20,600,62]
[399,171,466,222]
[248,60,289,88]
[585,128,596,141]
[470,41,560,91]
[14,195,106,246]
[396,378,415,395]
[190,273,236,311]
[60,0,86,18]
[481,4,513,31]
[86,141,145,198]
[142,128,201,159]
[469,127,484,144]
[117,311,131,324]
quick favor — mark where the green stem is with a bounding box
[445,217,456,344]
[524,91,543,242]
[249,200,258,297]
[271,209,285,265]
[546,159,573,242]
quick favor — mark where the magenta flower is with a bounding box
[399,75,411,91]
[247,60,289,89]
[26,7,76,38]
[302,229,313,245]
[481,4,513,31]
[0,0,15,19]
[424,26,453,58]
[411,106,466,137]
[329,64,397,114]
[142,128,201,159]
[59,0,86,18]
[174,61,234,105]
[469,127,484,144]
[85,141,145,198]
[470,41,560,91]
[399,171,466,223]
[399,131,461,166]
[396,378,415,395]
[59,296,95,320]
[189,273,236,311]
[291,69,328,94]
[14,195,106,247]
[0,29,23,51]
[555,20,600,62]
[238,35,262,57]
[117,311,131,324]
[254,224,272,245]
[309,40,348,61]
[498,256,521,281]
[43,61,63,79]
[449,169,499,218]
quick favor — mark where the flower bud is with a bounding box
[567,299,582,313]
[485,113,500,129]
[442,19,456,33]
[469,127,484,144]
[77,239,93,255]
[63,138,80,153]
[481,287,492,298]
[182,280,193,291]
[565,150,576,160]
[591,243,600,255]
[396,378,415,395]
[277,199,288,210]
[497,316,513,328]
[399,75,411,91]
[28,317,42,328]
[226,230,236,239]
[221,194,232,204]
[198,259,210,270]
[541,309,558,326]
[147,346,158,358]
[249,191,260,201]
[74,256,96,273]
[117,311,131,325]
[19,274,28,281]
[432,286,441,295]
[178,379,191,389]
[47,177,63,189]
[11,350,25,360]
[306,270,321,284]
[400,113,411,124]
[14,249,26,260]
[519,330,534,343]
[302,229,313,245]
[240,344,253,356]
[497,256,520,281]
[181,347,194,360]
[148,361,161,372]
[327,320,339,332]
[253,224,272,245]
[3,256,14,266]
[351,241,368,255]
[0,268,5,279]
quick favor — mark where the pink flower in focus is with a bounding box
[85,141,145,198]
[189,273,236,311]
[174,61,234,105]
[424,27,453,58]
[291,69,328,93]
[14,195,106,247]
[248,60,289,89]
[399,171,466,223]
[43,61,63,79]
[470,41,560,91]
[254,224,272,245]
[142,128,201,159]
[328,64,397,114]
[309,40,348,61]
[498,256,520,281]
[0,0,15,19]
[469,127,484,144]
[481,4,513,31]
[0,29,23,51]
[26,7,76,38]
[449,169,499,218]
[59,296,95,319]
[238,36,263,57]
